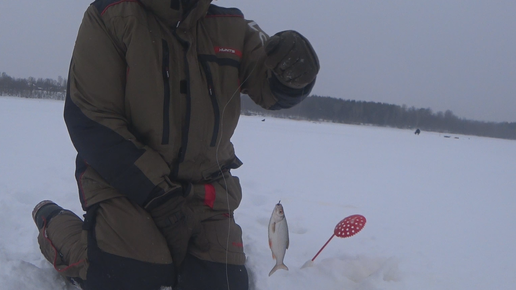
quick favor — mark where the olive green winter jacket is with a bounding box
[64,0,314,210]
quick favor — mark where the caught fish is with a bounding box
[268,201,289,276]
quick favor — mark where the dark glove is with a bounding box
[265,30,320,89]
[145,184,208,268]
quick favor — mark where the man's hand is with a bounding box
[265,30,320,89]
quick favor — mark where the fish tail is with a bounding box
[268,263,289,276]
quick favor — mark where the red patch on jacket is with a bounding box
[204,184,216,209]
[214,47,242,58]
[232,242,244,248]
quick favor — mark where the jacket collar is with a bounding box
[139,0,212,29]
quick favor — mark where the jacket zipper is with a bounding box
[199,59,220,147]
[161,40,171,145]
[171,27,191,179]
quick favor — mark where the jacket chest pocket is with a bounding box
[161,39,171,145]
[198,55,241,147]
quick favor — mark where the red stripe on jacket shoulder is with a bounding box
[92,0,140,16]
[206,5,244,18]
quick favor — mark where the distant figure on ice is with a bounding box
[415,128,421,135]
[31,0,319,289]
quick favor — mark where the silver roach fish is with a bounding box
[268,201,289,276]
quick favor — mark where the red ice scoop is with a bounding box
[303,214,366,267]
[335,214,366,237]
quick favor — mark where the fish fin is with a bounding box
[286,237,289,250]
[269,263,289,276]
[272,222,276,233]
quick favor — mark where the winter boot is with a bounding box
[32,200,63,230]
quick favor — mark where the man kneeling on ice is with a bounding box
[32,0,319,289]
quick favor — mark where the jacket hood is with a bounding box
[139,0,212,28]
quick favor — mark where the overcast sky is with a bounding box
[1,0,515,122]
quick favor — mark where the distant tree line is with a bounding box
[242,95,516,140]
[0,72,66,100]
[1,72,514,140]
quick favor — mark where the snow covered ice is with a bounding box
[1,96,515,290]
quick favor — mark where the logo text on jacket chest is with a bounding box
[214,47,242,58]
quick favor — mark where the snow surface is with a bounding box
[1,96,515,290]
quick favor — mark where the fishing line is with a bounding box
[215,64,258,289]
